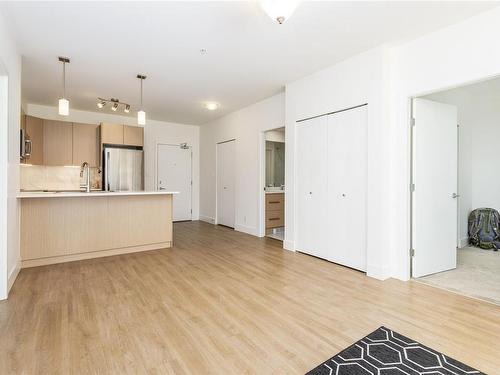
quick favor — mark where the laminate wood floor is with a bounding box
[1,221,499,374]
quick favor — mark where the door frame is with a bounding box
[155,142,193,221]
[215,139,236,226]
[407,75,500,279]
[259,127,285,238]
[0,62,8,300]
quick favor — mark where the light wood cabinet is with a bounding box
[100,123,124,145]
[43,120,73,166]
[123,125,144,147]
[73,123,99,167]
[265,193,284,229]
[25,116,44,165]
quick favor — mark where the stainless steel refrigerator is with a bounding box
[103,147,144,191]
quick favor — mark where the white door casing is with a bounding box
[157,144,192,222]
[412,98,458,277]
[217,140,236,228]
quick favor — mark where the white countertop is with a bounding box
[17,191,179,199]
[265,190,285,194]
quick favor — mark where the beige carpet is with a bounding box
[418,246,500,305]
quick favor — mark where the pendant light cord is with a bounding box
[62,61,66,99]
[140,77,143,109]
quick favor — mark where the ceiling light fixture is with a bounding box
[58,56,70,116]
[205,102,219,111]
[137,74,147,126]
[260,0,300,24]
[96,97,131,113]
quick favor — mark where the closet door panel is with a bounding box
[296,116,328,259]
[326,106,367,271]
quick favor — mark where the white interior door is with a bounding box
[217,140,235,228]
[157,144,192,222]
[326,106,367,271]
[412,98,458,277]
[296,116,328,259]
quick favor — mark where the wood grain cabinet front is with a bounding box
[123,125,144,147]
[73,123,99,167]
[43,120,73,166]
[265,193,285,229]
[100,123,124,145]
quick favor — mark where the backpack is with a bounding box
[468,208,500,250]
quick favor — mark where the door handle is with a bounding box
[452,193,460,198]
[159,187,166,190]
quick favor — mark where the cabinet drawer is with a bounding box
[265,193,284,211]
[266,211,284,228]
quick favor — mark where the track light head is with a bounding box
[97,100,106,109]
[111,102,118,111]
[124,104,130,113]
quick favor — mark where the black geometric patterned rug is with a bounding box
[306,326,483,375]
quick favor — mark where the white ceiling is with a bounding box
[1,1,498,125]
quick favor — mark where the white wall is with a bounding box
[285,47,392,279]
[25,104,200,219]
[390,6,500,280]
[265,129,285,142]
[0,10,22,300]
[425,83,500,248]
[199,93,285,235]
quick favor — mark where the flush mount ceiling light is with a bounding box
[205,102,219,111]
[260,0,300,24]
[96,97,131,113]
[58,56,70,116]
[137,74,147,126]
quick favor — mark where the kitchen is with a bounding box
[17,71,179,268]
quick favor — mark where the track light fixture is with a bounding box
[96,97,131,113]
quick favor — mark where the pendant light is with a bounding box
[137,74,146,125]
[58,56,70,116]
[260,0,300,24]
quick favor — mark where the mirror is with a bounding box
[265,140,285,187]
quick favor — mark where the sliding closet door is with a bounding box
[296,116,328,259]
[326,106,367,271]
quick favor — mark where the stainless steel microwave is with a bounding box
[20,129,32,160]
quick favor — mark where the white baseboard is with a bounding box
[7,261,21,293]
[366,264,390,281]
[283,239,295,251]
[234,223,259,237]
[199,215,215,224]
[458,237,469,248]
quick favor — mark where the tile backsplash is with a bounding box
[20,164,102,191]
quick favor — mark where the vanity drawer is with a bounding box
[266,211,284,228]
[265,193,284,211]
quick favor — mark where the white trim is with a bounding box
[0,68,8,300]
[366,264,390,281]
[283,239,295,251]
[234,223,259,237]
[7,261,20,292]
[199,215,215,224]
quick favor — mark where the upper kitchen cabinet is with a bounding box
[73,123,99,167]
[25,116,44,165]
[100,123,124,145]
[123,125,143,147]
[43,120,73,166]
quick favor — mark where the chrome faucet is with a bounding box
[80,162,91,193]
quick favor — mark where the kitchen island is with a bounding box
[17,191,177,268]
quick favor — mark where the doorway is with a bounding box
[411,77,500,304]
[263,127,285,241]
[216,139,235,228]
[157,143,192,222]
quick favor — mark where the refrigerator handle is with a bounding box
[106,151,110,191]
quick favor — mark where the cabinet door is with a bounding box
[100,123,123,145]
[295,116,328,259]
[43,120,73,166]
[123,125,143,146]
[73,123,99,167]
[326,106,367,271]
[25,116,44,165]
